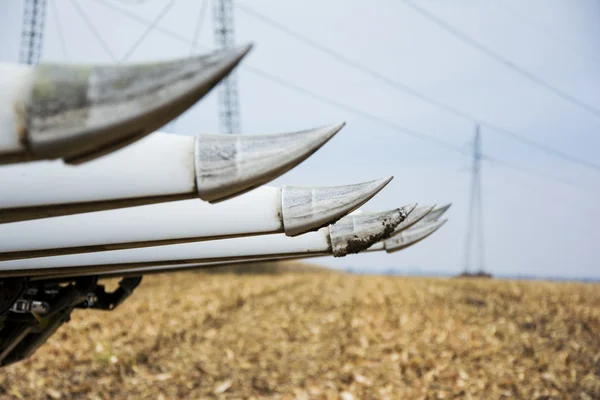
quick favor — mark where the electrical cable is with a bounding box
[92,0,599,194]
[121,0,174,61]
[236,2,600,173]
[49,0,68,59]
[403,0,600,119]
[69,0,117,61]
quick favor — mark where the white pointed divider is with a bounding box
[195,123,345,202]
[330,204,415,256]
[281,177,392,236]
[391,204,435,236]
[0,123,344,224]
[420,203,451,224]
[383,219,448,253]
[0,178,391,261]
[0,45,252,165]
[0,207,408,279]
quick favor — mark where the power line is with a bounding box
[244,65,593,193]
[190,0,208,55]
[93,0,190,43]
[90,0,596,194]
[69,0,117,61]
[121,0,174,61]
[244,65,468,154]
[403,0,600,120]
[49,0,68,59]
[487,160,600,219]
[112,0,152,4]
[235,3,600,173]
[166,0,210,134]
[90,1,465,150]
[60,0,599,216]
[495,0,600,67]
[481,155,586,191]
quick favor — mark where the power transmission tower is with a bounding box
[20,0,47,65]
[463,125,486,274]
[213,0,240,134]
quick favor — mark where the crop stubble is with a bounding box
[1,270,599,399]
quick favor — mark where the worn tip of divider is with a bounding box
[281,177,393,237]
[392,204,435,236]
[23,44,252,164]
[329,208,405,257]
[195,122,345,203]
[402,203,418,218]
[385,218,447,253]
[421,203,452,224]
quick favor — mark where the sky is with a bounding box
[1,0,599,279]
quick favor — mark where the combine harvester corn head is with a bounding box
[0,124,344,223]
[0,41,452,367]
[0,178,392,260]
[0,45,251,165]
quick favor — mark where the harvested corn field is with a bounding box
[2,270,599,399]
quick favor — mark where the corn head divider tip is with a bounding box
[421,203,452,224]
[384,219,448,253]
[195,122,345,203]
[0,45,252,165]
[330,208,408,257]
[391,204,435,235]
[282,176,392,236]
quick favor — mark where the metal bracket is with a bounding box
[77,277,142,311]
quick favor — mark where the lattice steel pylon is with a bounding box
[463,125,486,274]
[213,0,240,134]
[19,0,47,65]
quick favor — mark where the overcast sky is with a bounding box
[1,0,599,279]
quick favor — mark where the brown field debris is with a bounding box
[1,266,599,399]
